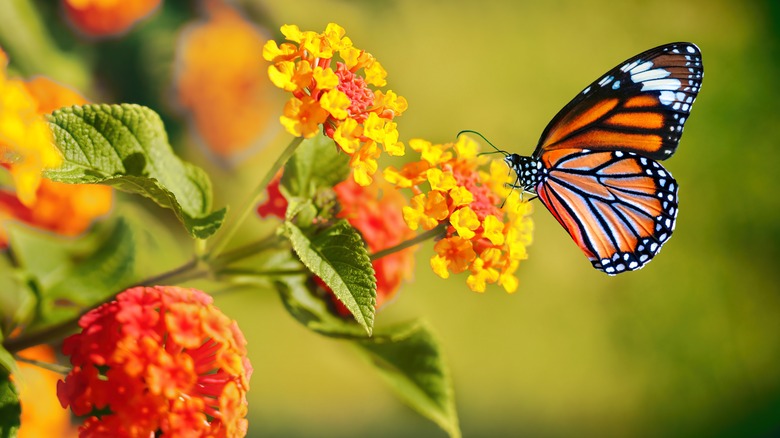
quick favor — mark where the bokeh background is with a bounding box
[3,0,780,436]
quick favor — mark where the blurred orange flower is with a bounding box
[14,346,78,438]
[63,0,161,37]
[0,76,113,247]
[257,174,415,314]
[333,178,416,311]
[0,49,62,206]
[385,135,534,293]
[264,23,407,186]
[0,179,113,247]
[175,1,283,162]
[58,286,252,437]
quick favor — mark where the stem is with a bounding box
[2,257,209,354]
[14,356,71,375]
[370,222,447,261]
[207,136,304,260]
[210,234,284,270]
[218,268,308,277]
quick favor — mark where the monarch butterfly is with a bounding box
[488,42,703,275]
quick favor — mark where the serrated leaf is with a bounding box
[45,104,225,239]
[0,368,20,438]
[281,134,350,199]
[284,220,376,335]
[356,320,461,438]
[7,218,136,329]
[275,276,372,339]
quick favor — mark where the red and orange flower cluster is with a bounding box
[385,135,533,292]
[333,178,416,310]
[63,0,161,37]
[264,23,408,186]
[58,286,252,437]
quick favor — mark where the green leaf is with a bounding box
[275,276,372,339]
[0,368,20,438]
[7,218,136,329]
[356,320,461,438]
[284,220,376,335]
[0,256,36,337]
[45,104,225,239]
[281,134,350,199]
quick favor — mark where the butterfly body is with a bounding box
[503,42,702,275]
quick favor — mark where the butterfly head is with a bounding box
[505,153,544,195]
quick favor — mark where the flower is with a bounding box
[0,49,62,206]
[332,177,416,311]
[62,0,161,37]
[15,346,78,438]
[264,23,408,186]
[0,179,113,247]
[385,135,534,293]
[256,173,416,315]
[57,286,252,437]
[175,1,284,162]
[0,76,113,247]
[256,170,287,219]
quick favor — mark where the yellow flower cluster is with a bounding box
[0,49,62,206]
[264,23,408,185]
[385,135,533,292]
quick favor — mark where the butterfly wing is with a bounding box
[535,150,677,274]
[533,42,703,163]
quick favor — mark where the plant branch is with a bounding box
[370,222,448,261]
[2,257,209,354]
[207,136,303,259]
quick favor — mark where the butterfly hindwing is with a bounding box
[534,150,678,275]
[534,42,703,162]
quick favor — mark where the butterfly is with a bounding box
[492,42,703,275]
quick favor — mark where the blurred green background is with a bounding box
[4,0,780,436]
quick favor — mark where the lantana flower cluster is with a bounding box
[63,0,161,37]
[57,286,252,437]
[0,48,62,206]
[264,23,408,185]
[385,135,534,292]
[332,178,416,311]
[257,174,416,314]
[0,75,112,247]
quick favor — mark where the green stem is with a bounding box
[218,267,308,277]
[207,136,304,260]
[14,356,71,375]
[210,234,285,270]
[2,257,209,354]
[370,222,447,261]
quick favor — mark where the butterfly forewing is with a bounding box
[534,43,703,162]
[535,150,678,274]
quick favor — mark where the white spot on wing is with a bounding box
[630,61,653,74]
[632,68,671,83]
[642,78,683,92]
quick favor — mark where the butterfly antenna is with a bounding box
[457,129,509,157]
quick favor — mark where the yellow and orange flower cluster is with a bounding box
[58,286,252,437]
[0,72,113,246]
[385,135,534,292]
[264,23,408,186]
[0,49,62,207]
